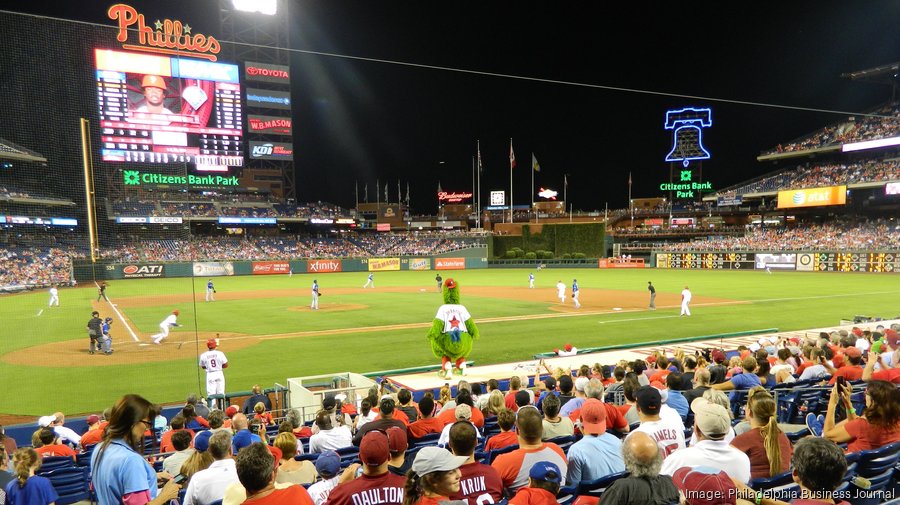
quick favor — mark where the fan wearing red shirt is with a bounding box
[484,409,518,452]
[447,422,503,505]
[504,376,525,412]
[826,346,864,385]
[437,390,485,428]
[34,428,77,460]
[408,397,445,440]
[823,380,900,453]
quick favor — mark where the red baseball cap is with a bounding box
[672,466,736,505]
[386,426,408,453]
[579,399,607,435]
[359,431,389,466]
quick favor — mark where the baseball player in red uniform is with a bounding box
[199,338,228,408]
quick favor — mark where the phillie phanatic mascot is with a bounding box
[427,278,479,378]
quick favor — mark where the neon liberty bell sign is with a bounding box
[664,107,712,166]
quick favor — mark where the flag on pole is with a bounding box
[364,184,368,202]
[384,183,388,203]
[405,182,410,203]
[437,181,442,193]
[477,144,483,174]
[509,142,517,169]
[532,153,540,172]
[564,174,568,188]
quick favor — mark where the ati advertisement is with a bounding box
[193,261,235,277]
[307,259,342,273]
[435,258,465,270]
[121,264,165,278]
[368,258,401,271]
[252,261,290,275]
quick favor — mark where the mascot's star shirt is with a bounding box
[436,304,472,333]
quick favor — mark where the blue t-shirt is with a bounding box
[90,439,157,505]
[207,281,213,290]
[666,391,689,418]
[4,475,58,505]
[566,434,625,484]
[729,372,762,390]
[232,429,262,453]
[559,397,585,418]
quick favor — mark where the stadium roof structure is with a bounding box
[841,61,900,86]
[0,138,47,163]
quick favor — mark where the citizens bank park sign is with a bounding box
[107,4,221,61]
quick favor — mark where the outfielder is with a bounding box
[572,279,581,309]
[48,285,59,307]
[363,273,374,289]
[199,338,228,408]
[151,309,181,344]
[529,273,535,289]
[680,285,692,316]
[311,279,320,310]
[206,279,216,302]
[556,280,566,304]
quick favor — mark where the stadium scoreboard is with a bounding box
[656,252,898,272]
[810,252,897,273]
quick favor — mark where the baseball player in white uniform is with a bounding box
[680,286,692,316]
[572,279,581,309]
[48,285,60,307]
[363,273,374,289]
[311,279,320,310]
[556,280,566,304]
[205,279,216,302]
[151,309,181,344]
[199,338,228,408]
[529,273,535,289]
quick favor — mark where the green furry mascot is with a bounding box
[427,278,479,378]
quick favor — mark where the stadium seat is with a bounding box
[42,467,90,505]
[843,441,900,504]
[555,486,579,505]
[336,446,360,467]
[36,456,76,474]
[410,433,441,448]
[575,471,628,498]
[485,444,519,465]
[748,469,793,492]
[546,435,577,454]
[296,453,319,462]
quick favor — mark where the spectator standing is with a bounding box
[242,385,272,416]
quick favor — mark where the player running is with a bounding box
[48,285,59,307]
[556,280,566,304]
[572,279,581,309]
[151,309,181,344]
[206,279,216,302]
[200,338,228,408]
[363,273,375,289]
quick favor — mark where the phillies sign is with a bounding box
[437,191,473,203]
[108,4,221,61]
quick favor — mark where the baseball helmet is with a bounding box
[104,317,113,323]
[206,338,218,350]
[172,309,180,316]
[142,75,166,89]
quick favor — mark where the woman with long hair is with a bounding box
[730,387,792,478]
[272,433,316,485]
[90,394,181,505]
[4,448,56,505]
[824,380,900,452]
[181,404,209,430]
[403,447,467,505]
[482,390,505,418]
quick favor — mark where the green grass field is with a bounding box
[2,268,898,416]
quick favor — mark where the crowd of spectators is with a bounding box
[762,102,900,155]
[110,198,355,220]
[726,158,900,196]
[0,246,78,290]
[23,320,900,505]
[0,185,72,202]
[662,219,900,252]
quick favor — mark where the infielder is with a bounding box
[363,273,374,289]
[529,273,535,289]
[648,281,656,310]
[206,279,216,302]
[556,280,566,304]
[572,279,581,309]
[199,338,228,408]
[311,279,320,310]
[48,285,59,307]
[151,309,181,344]
[680,285,692,316]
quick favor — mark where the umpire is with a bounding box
[86,311,103,355]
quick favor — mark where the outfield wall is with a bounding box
[73,248,488,281]
[654,251,900,273]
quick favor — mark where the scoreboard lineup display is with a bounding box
[95,49,243,170]
[656,252,898,273]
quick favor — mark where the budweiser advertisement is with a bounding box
[244,61,291,84]
[252,261,290,275]
[435,258,466,270]
[777,186,847,209]
[437,191,473,203]
[307,259,342,273]
[248,115,292,136]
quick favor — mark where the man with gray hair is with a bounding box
[598,431,680,504]
[683,367,712,406]
[183,430,238,505]
[564,378,629,434]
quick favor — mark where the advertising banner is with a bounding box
[252,261,291,275]
[192,262,235,277]
[490,191,505,206]
[437,191,473,203]
[368,258,401,271]
[306,259,342,273]
[121,264,165,279]
[776,186,847,209]
[886,182,900,196]
[409,258,431,271]
[244,61,291,84]
[435,258,465,270]
[376,223,391,232]
[248,115,292,136]
[797,253,815,272]
[245,88,292,110]
[717,194,743,206]
[249,141,294,160]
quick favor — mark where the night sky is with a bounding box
[5,1,900,212]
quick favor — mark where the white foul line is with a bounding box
[95,281,140,342]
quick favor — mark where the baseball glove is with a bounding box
[318,292,324,297]
[213,290,217,293]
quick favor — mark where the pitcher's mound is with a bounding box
[288,304,369,313]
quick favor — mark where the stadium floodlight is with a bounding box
[232,0,277,15]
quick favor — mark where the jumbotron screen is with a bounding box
[95,49,243,171]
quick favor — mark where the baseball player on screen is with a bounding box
[151,309,181,344]
[206,279,216,302]
[199,338,228,408]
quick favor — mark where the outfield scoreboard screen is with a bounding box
[805,252,898,273]
[657,251,898,272]
[95,49,243,170]
[656,252,754,270]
